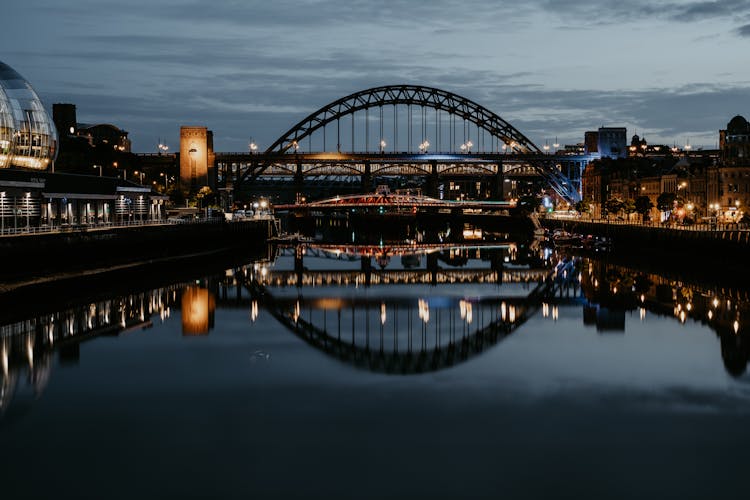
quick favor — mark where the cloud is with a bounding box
[736,24,750,37]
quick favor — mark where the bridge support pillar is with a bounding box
[427,252,438,286]
[361,161,372,193]
[426,161,439,198]
[294,162,304,202]
[493,162,504,200]
[361,255,372,287]
[294,245,304,287]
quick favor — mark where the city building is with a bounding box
[0,168,166,231]
[720,115,750,167]
[597,127,627,160]
[584,131,598,155]
[0,60,167,231]
[53,103,131,152]
[179,126,216,193]
[0,61,58,170]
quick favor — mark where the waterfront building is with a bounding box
[720,115,750,167]
[179,126,216,194]
[0,61,58,170]
[0,61,167,231]
[0,168,166,230]
[715,116,750,221]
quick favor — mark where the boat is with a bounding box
[552,229,581,248]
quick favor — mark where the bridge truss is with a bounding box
[223,85,582,203]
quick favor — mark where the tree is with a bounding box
[623,198,636,217]
[635,196,654,221]
[574,200,590,214]
[195,186,214,209]
[656,192,676,213]
[605,198,624,218]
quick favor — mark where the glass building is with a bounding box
[0,60,57,170]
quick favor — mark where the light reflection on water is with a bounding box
[1,242,750,497]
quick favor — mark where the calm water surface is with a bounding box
[1,243,749,499]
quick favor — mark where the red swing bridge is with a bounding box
[275,189,516,213]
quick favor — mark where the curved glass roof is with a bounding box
[0,61,57,170]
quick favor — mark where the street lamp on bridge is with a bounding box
[249,139,258,153]
[380,139,386,153]
[419,140,430,153]
[158,142,169,155]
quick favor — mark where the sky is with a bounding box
[2,0,750,153]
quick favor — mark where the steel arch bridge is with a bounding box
[267,84,540,155]
[228,84,581,203]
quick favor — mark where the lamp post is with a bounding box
[380,139,386,154]
[249,139,258,153]
[158,143,169,155]
[160,172,169,193]
[0,191,4,234]
[134,170,144,185]
[93,164,102,177]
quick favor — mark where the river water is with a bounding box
[1,242,749,499]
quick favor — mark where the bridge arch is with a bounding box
[240,85,580,202]
[266,84,541,155]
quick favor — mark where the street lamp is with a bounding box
[160,172,169,192]
[543,142,550,154]
[134,170,144,185]
[249,139,258,153]
[158,143,169,155]
[380,139,386,153]
[93,164,102,177]
[419,140,430,153]
[0,191,4,234]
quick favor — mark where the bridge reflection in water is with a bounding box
[244,242,582,374]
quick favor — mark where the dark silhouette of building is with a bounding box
[720,115,750,167]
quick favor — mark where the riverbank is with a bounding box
[541,217,750,286]
[0,220,274,297]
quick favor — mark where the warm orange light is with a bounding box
[182,286,215,336]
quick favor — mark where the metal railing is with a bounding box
[543,213,749,232]
[0,216,241,238]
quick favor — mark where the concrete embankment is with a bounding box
[0,220,274,292]
[541,218,750,283]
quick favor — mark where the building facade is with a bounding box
[597,127,627,160]
[0,61,58,170]
[720,115,750,167]
[179,126,215,193]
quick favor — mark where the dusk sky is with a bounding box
[3,0,750,152]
